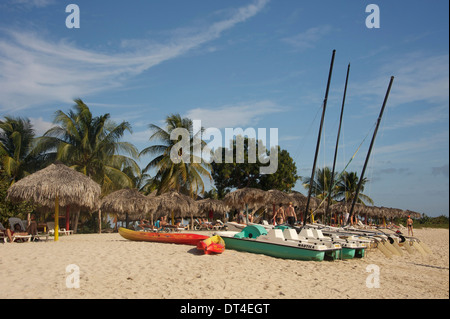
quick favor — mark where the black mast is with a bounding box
[326,63,350,224]
[347,76,394,224]
[303,49,336,226]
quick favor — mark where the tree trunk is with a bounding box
[73,207,80,233]
[98,210,102,234]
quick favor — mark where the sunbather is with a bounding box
[137,218,152,230]
[7,223,30,242]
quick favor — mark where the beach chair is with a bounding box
[47,221,73,236]
[8,218,32,242]
[0,222,8,243]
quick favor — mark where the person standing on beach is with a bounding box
[273,204,285,225]
[407,215,414,236]
[285,202,296,226]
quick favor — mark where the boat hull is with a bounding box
[118,227,208,246]
[341,247,356,259]
[221,236,326,261]
[354,247,365,258]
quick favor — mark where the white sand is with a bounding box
[0,228,448,299]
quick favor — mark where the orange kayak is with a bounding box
[118,227,208,246]
[197,235,225,254]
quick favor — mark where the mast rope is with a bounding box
[311,121,377,215]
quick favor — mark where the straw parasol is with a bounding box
[265,189,292,205]
[7,162,101,241]
[404,209,421,219]
[100,188,158,226]
[152,191,198,228]
[196,198,229,218]
[223,187,266,223]
[223,187,266,209]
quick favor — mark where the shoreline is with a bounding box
[0,228,448,299]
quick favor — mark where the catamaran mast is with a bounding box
[347,76,394,224]
[326,63,350,224]
[303,49,336,226]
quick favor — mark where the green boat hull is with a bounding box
[341,247,356,259]
[355,247,365,258]
[222,236,326,261]
[325,249,341,261]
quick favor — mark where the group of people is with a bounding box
[136,215,186,232]
[234,202,298,226]
[272,202,297,226]
[1,214,39,243]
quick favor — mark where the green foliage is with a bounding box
[415,215,449,229]
[140,113,211,197]
[211,138,299,198]
[34,99,140,195]
[0,116,48,185]
[77,213,112,233]
[302,168,373,205]
[0,172,34,226]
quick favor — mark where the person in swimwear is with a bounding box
[273,204,285,225]
[285,202,297,226]
[406,215,414,236]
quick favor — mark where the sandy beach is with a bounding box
[1,228,448,299]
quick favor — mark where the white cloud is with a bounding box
[384,104,449,131]
[29,116,53,136]
[185,100,285,129]
[281,25,332,51]
[373,130,449,157]
[0,0,269,111]
[353,53,449,109]
[9,0,55,8]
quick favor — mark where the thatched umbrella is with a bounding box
[7,162,101,241]
[223,187,266,223]
[223,187,266,208]
[265,189,292,205]
[152,191,198,228]
[262,189,292,222]
[288,191,321,222]
[196,199,229,219]
[404,209,421,219]
[100,188,158,227]
[288,191,308,207]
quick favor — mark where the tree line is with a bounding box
[1,99,373,229]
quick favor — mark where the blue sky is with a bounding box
[0,0,448,217]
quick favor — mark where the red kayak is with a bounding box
[118,227,208,246]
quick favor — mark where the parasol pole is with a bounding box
[66,205,70,231]
[55,195,59,241]
[347,76,394,224]
[245,204,249,224]
[304,49,336,226]
[326,63,350,225]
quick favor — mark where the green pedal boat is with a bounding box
[214,225,341,261]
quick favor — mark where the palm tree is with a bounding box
[140,114,211,197]
[35,99,140,194]
[335,171,374,205]
[302,166,337,202]
[0,116,44,184]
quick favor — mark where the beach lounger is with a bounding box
[0,222,8,243]
[47,222,73,236]
[8,218,32,242]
